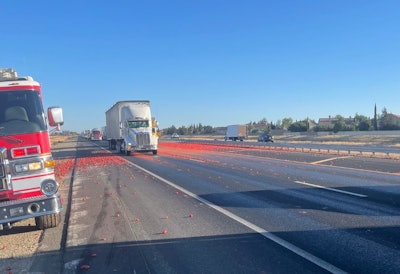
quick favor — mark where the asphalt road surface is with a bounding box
[2,136,400,273]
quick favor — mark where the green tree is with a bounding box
[281,118,293,130]
[354,114,371,131]
[177,126,187,135]
[332,115,355,132]
[333,119,345,133]
[250,128,259,134]
[164,125,177,135]
[203,125,214,134]
[198,123,203,134]
[314,124,333,132]
[288,120,308,132]
[259,118,268,125]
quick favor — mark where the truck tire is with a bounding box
[35,213,60,230]
[152,150,157,155]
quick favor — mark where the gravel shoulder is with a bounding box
[0,218,41,273]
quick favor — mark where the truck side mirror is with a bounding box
[47,107,64,127]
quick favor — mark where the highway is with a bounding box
[3,136,400,273]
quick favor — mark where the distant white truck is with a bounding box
[225,125,247,141]
[105,100,159,155]
[90,128,102,141]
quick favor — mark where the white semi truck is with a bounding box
[105,100,159,155]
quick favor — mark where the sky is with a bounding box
[1,1,399,133]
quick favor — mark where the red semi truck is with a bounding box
[0,68,64,230]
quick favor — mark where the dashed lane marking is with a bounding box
[294,180,367,198]
[311,156,353,165]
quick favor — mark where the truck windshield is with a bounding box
[0,90,47,135]
[128,120,149,128]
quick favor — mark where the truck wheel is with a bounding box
[126,150,131,156]
[35,213,60,230]
[152,150,157,155]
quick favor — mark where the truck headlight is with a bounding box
[15,163,29,173]
[15,161,43,173]
[41,179,59,196]
[126,143,132,151]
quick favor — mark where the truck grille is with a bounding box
[0,165,4,192]
[0,148,7,191]
[136,133,150,146]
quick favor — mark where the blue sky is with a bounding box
[1,1,399,133]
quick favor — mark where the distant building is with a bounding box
[380,113,400,129]
[318,117,337,127]
[318,116,355,128]
[385,113,400,124]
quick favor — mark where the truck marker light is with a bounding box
[27,147,39,155]
[11,146,41,158]
[80,265,91,270]
[44,159,55,168]
[12,148,26,158]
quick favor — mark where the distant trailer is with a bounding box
[225,124,247,141]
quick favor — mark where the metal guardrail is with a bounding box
[164,139,400,160]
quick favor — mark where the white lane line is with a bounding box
[294,180,367,198]
[311,156,353,165]
[124,159,346,274]
[189,158,206,163]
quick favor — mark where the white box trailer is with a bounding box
[225,124,247,141]
[105,100,158,155]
